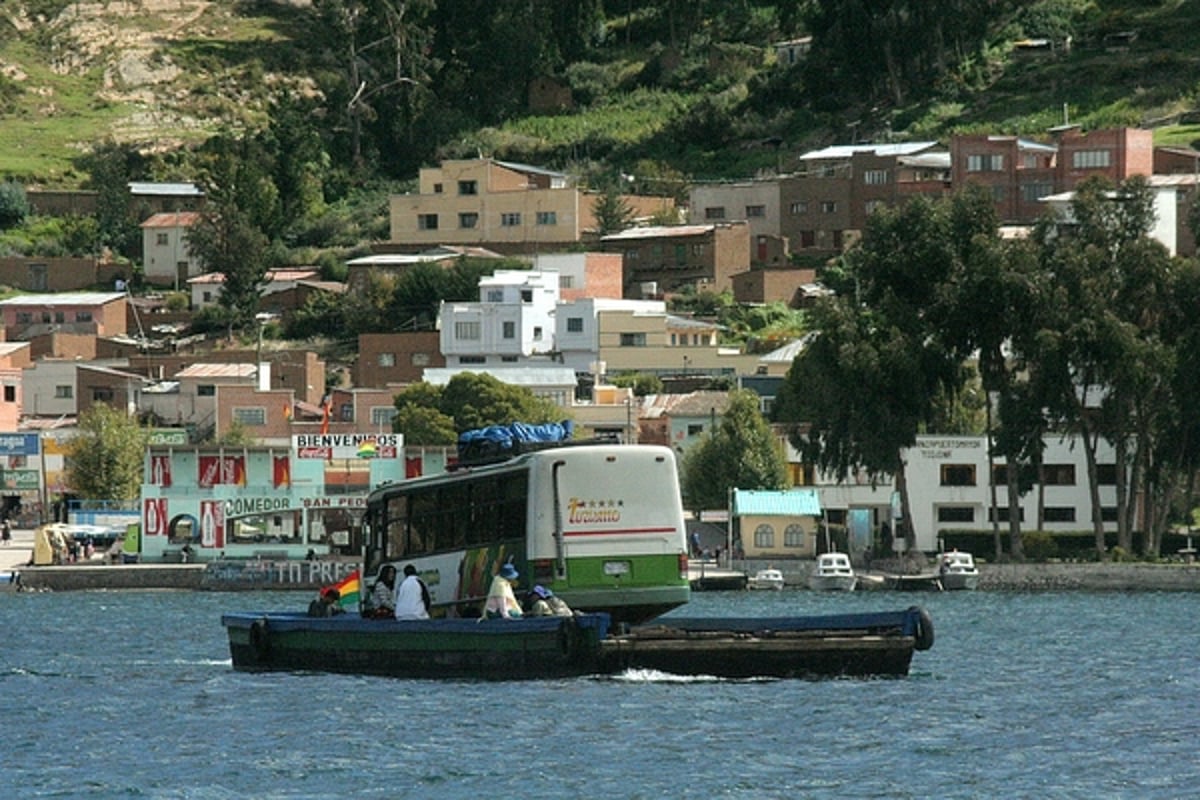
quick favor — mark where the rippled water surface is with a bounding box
[2,588,1197,799]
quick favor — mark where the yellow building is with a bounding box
[388,158,673,254]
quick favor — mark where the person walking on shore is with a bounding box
[1,519,10,546]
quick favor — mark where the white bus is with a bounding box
[363,442,690,624]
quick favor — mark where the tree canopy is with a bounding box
[681,389,788,513]
[66,405,147,502]
[392,372,569,445]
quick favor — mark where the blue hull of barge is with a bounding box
[221,607,933,680]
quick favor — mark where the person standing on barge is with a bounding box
[394,564,431,620]
[483,562,522,619]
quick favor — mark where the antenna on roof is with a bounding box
[124,281,148,350]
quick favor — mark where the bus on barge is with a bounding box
[362,437,690,625]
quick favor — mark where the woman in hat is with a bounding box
[482,562,523,619]
[527,585,573,617]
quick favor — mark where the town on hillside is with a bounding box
[2,127,1181,560]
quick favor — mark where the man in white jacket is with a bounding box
[393,564,431,620]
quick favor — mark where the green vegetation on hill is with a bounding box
[2,1,1200,188]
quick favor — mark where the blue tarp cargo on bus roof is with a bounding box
[456,421,574,462]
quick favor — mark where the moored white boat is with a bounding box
[807,552,857,591]
[748,568,785,590]
[937,550,979,590]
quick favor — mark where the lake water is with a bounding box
[1,588,1197,799]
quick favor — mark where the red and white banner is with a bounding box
[144,498,167,537]
[273,455,290,488]
[199,500,225,549]
[198,455,246,487]
[150,455,172,487]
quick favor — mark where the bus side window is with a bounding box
[386,495,408,558]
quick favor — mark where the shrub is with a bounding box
[0,182,30,229]
[1022,530,1059,561]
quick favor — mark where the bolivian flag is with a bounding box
[327,569,361,610]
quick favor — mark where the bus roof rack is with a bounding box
[452,422,620,469]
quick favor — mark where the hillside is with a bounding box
[4,1,1200,187]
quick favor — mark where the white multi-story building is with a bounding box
[805,434,1119,553]
[438,270,560,366]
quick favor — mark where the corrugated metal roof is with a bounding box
[176,363,257,379]
[733,488,822,516]
[128,181,204,196]
[0,292,125,306]
[422,366,578,387]
[141,211,202,228]
[800,142,940,160]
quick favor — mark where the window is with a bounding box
[15,312,31,324]
[619,332,646,347]
[501,355,518,363]
[502,321,515,339]
[566,317,583,333]
[1101,506,1119,522]
[459,212,478,228]
[1044,507,1077,523]
[988,506,1025,523]
[532,326,543,340]
[865,200,884,215]
[1072,150,1111,169]
[521,289,533,302]
[798,230,815,247]
[784,524,806,548]
[91,387,112,402]
[624,249,639,261]
[745,205,766,218]
[536,211,557,225]
[454,321,481,340]
[486,289,503,302]
[155,232,169,246]
[686,424,704,436]
[753,523,775,548]
[937,506,975,523]
[991,185,1006,202]
[790,201,808,214]
[500,212,521,226]
[690,244,706,256]
[411,353,430,366]
[864,169,889,185]
[940,464,976,486]
[1096,464,1118,485]
[433,183,443,193]
[197,385,215,397]
[377,353,395,367]
[704,206,726,220]
[458,180,478,195]
[340,403,353,421]
[371,406,398,427]
[54,385,73,399]
[1042,464,1076,486]
[967,153,1004,172]
[1021,182,1053,203]
[417,214,438,230]
[75,311,93,323]
[233,407,266,426]
[821,200,837,213]
[459,355,486,364]
[559,275,574,289]
[54,311,65,324]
